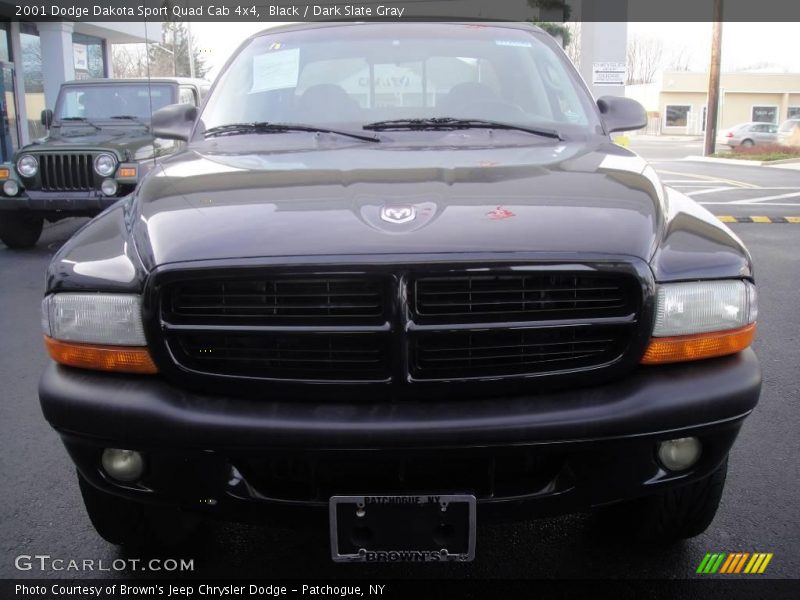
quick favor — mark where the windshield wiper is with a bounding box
[59,117,101,131]
[204,122,380,143]
[362,118,562,140]
[110,115,149,128]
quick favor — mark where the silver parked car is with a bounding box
[720,122,778,148]
[778,119,800,146]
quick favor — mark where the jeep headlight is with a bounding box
[642,280,757,364]
[94,153,117,177]
[41,293,157,374]
[16,154,38,177]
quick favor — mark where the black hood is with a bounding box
[132,136,666,269]
[27,124,154,159]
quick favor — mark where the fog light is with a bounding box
[101,448,144,482]
[3,179,19,196]
[100,178,118,197]
[657,437,702,472]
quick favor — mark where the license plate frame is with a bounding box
[329,494,476,562]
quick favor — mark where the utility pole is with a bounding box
[704,0,723,156]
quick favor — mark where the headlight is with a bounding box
[100,178,118,196]
[94,153,117,177]
[653,280,757,336]
[16,154,38,177]
[42,293,157,374]
[3,180,19,196]
[642,280,757,364]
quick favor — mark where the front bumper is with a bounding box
[0,190,123,214]
[40,349,761,521]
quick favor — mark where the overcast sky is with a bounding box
[189,21,800,80]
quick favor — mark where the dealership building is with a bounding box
[627,71,800,135]
[0,7,148,162]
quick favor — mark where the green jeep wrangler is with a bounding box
[0,78,209,249]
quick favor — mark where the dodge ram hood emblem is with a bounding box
[380,205,416,224]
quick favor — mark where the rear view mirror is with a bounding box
[41,109,53,129]
[151,103,198,142]
[597,96,647,133]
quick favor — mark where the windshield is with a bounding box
[201,24,599,136]
[56,84,175,121]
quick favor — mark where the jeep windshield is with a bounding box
[200,23,600,140]
[55,83,175,123]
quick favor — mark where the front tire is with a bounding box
[0,212,43,249]
[78,473,201,547]
[591,458,728,543]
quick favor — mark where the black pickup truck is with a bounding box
[38,22,760,560]
[0,78,208,248]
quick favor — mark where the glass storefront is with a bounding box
[0,22,113,160]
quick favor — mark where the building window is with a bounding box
[788,107,800,120]
[751,106,778,124]
[72,33,106,79]
[0,22,10,63]
[665,105,690,127]
[19,25,45,140]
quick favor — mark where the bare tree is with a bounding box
[564,21,581,66]
[730,60,785,73]
[626,34,663,85]
[112,44,149,78]
[667,46,693,72]
[112,23,209,80]
[148,23,209,79]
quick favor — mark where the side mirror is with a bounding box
[41,109,53,128]
[151,103,198,141]
[597,96,647,133]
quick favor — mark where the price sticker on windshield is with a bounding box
[251,47,300,93]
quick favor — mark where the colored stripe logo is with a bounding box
[718,216,800,223]
[697,552,773,574]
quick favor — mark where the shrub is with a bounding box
[732,144,800,157]
[727,144,800,161]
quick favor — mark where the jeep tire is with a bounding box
[592,458,728,543]
[77,472,200,548]
[0,212,43,249]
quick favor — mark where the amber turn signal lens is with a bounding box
[641,323,756,365]
[44,336,158,374]
[0,168,9,179]
[118,167,137,178]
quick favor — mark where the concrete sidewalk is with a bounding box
[684,155,800,168]
[766,161,800,170]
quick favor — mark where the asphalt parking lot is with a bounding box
[1,138,798,581]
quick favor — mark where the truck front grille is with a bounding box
[38,153,96,191]
[155,266,642,387]
[172,331,390,381]
[412,325,628,380]
[166,277,386,325]
[413,273,632,323]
